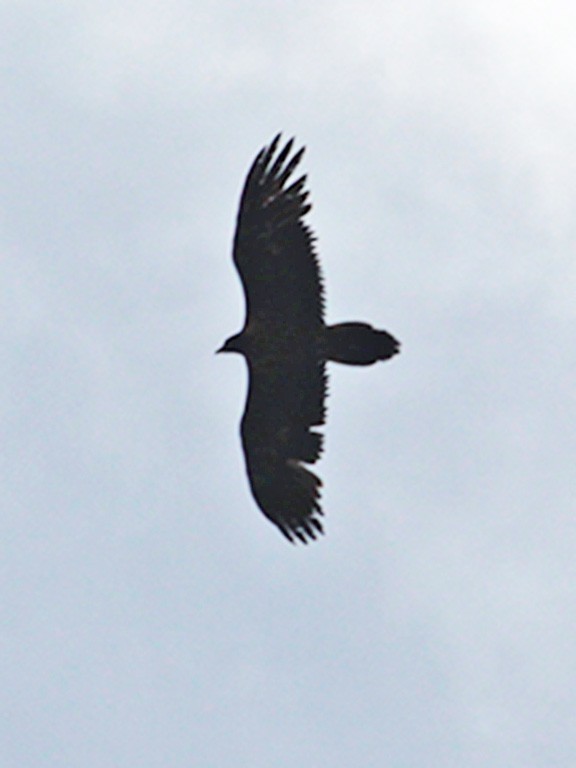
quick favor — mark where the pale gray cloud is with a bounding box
[1,1,576,766]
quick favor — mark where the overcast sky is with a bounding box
[2,1,576,766]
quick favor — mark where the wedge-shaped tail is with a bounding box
[326,322,400,366]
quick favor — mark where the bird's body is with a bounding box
[219,135,400,543]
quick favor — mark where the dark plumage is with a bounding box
[219,135,400,543]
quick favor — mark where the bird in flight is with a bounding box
[218,135,400,543]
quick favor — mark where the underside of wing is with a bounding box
[232,134,325,329]
[241,356,327,544]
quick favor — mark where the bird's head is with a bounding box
[216,332,244,355]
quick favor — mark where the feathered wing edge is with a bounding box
[238,134,311,222]
[241,359,328,545]
[244,451,325,544]
[275,462,324,544]
[233,135,325,325]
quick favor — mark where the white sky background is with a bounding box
[2,1,576,765]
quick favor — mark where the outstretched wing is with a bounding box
[240,351,326,543]
[233,135,327,543]
[233,134,325,329]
